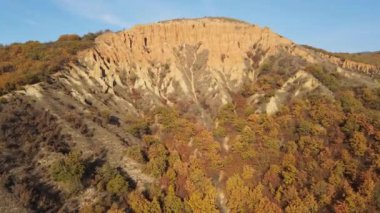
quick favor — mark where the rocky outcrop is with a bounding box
[92,18,292,69]
[316,52,380,75]
[72,18,297,122]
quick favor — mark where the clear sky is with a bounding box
[1,0,379,52]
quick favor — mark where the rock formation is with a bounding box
[316,51,380,75]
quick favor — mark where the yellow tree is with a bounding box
[225,174,250,211]
[349,131,368,157]
[249,183,281,213]
[185,164,218,213]
[164,185,184,213]
[127,192,162,213]
[187,190,218,213]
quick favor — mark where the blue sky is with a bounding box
[1,0,379,52]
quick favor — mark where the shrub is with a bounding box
[96,163,117,183]
[145,155,168,177]
[143,135,161,146]
[355,86,380,110]
[127,120,151,138]
[338,90,364,112]
[125,145,146,163]
[145,144,169,177]
[241,82,255,97]
[213,126,226,138]
[263,137,281,151]
[154,107,179,129]
[306,64,340,92]
[296,120,315,136]
[95,164,129,195]
[243,105,256,116]
[217,104,236,125]
[240,126,255,144]
[106,174,129,195]
[50,151,85,192]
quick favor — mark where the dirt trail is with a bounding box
[216,188,229,213]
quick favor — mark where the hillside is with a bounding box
[0,33,104,95]
[303,45,380,66]
[303,45,380,76]
[0,18,380,212]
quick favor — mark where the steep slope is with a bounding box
[1,18,380,212]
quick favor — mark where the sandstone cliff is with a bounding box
[69,18,303,121]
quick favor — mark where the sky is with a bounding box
[0,0,379,53]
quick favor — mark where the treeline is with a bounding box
[0,32,103,95]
